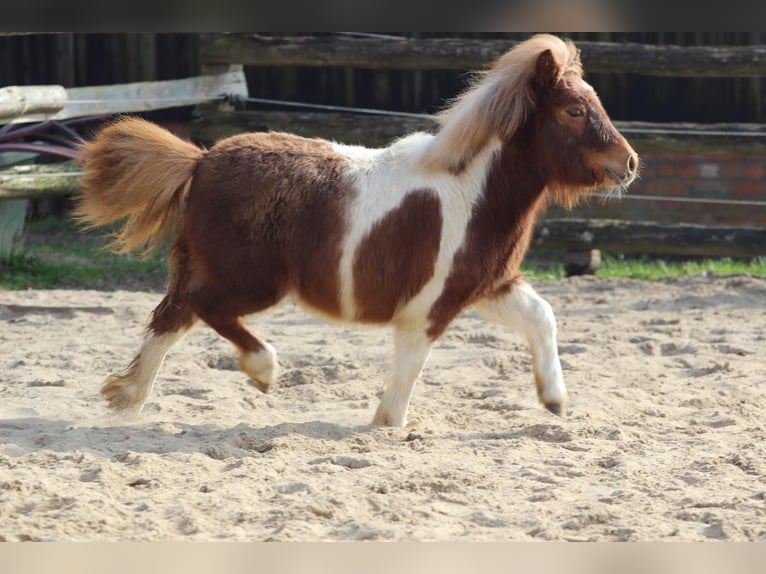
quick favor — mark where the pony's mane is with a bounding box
[422,34,582,174]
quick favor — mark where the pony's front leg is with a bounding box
[474,281,568,415]
[372,328,433,427]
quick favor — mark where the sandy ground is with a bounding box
[1,274,765,541]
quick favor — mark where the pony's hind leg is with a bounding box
[196,312,278,393]
[102,296,197,413]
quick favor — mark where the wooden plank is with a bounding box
[2,158,763,258]
[191,109,433,148]
[0,199,28,259]
[191,109,766,156]
[0,85,68,121]
[0,152,36,259]
[619,121,766,156]
[0,162,81,199]
[200,34,766,77]
[532,219,766,257]
[8,69,249,124]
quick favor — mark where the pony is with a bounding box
[75,34,638,427]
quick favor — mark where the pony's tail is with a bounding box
[74,117,205,254]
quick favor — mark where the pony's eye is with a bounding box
[566,106,585,118]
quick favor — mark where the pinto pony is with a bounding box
[75,34,638,426]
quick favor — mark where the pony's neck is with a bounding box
[458,137,549,279]
[484,138,548,215]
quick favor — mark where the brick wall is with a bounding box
[547,153,766,227]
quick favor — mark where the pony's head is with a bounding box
[425,34,638,206]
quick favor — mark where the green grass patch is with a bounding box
[0,217,166,290]
[0,250,166,290]
[597,254,766,280]
[522,250,766,281]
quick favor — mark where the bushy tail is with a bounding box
[74,117,205,253]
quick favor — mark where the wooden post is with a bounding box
[199,34,766,77]
[0,153,38,260]
[0,85,68,121]
[563,250,602,276]
[194,33,250,144]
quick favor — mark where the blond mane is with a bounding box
[422,34,582,174]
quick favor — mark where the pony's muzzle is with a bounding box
[604,149,639,186]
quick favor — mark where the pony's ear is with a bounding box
[532,49,560,93]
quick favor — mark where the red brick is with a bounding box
[743,163,765,180]
[720,163,749,179]
[690,181,728,197]
[732,181,766,196]
[676,163,699,178]
[656,163,676,177]
[637,161,657,178]
[639,180,687,196]
[704,153,742,162]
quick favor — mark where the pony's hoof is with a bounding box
[544,402,565,416]
[101,373,145,412]
[239,346,278,394]
[371,407,406,427]
[249,378,271,394]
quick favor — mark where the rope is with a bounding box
[231,96,766,139]
[333,32,406,41]
[619,126,766,138]
[237,96,429,119]
[1,171,764,209]
[0,171,85,179]
[60,95,227,106]
[592,192,766,207]
[10,91,766,139]
[2,94,764,210]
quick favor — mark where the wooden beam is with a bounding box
[0,85,68,121]
[3,161,764,258]
[8,69,249,124]
[618,122,766,156]
[191,109,433,148]
[191,109,766,156]
[0,162,81,199]
[199,34,766,77]
[532,219,766,257]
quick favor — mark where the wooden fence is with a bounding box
[190,33,766,257]
[2,33,766,259]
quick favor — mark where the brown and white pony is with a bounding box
[75,34,638,426]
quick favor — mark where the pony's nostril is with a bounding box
[627,153,638,174]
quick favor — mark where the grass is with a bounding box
[522,250,766,281]
[597,254,766,280]
[0,217,166,290]
[1,217,765,290]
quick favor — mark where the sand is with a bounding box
[1,274,765,541]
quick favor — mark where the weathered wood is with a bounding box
[191,109,766,156]
[191,109,434,148]
[0,199,28,259]
[8,69,249,124]
[0,162,81,200]
[0,152,36,259]
[533,219,766,257]
[563,250,602,276]
[0,85,68,120]
[619,121,766,156]
[200,34,766,77]
[2,162,763,257]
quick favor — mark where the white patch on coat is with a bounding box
[332,133,502,328]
